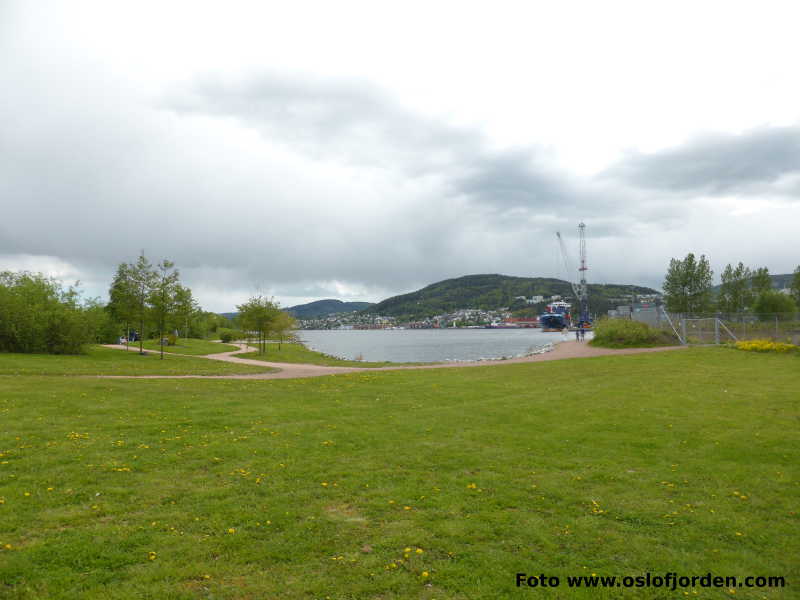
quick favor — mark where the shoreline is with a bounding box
[98,341,687,380]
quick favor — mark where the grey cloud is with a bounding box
[601,126,800,195]
[3,11,799,315]
[165,73,612,219]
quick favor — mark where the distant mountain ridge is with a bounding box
[286,299,374,319]
[219,274,660,321]
[364,274,659,319]
[711,273,795,293]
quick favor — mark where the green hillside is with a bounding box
[287,299,374,319]
[364,274,658,319]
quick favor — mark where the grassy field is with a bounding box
[0,346,271,376]
[135,338,240,356]
[0,347,798,598]
[235,342,427,368]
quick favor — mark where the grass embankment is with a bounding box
[235,342,427,368]
[135,338,239,356]
[1,347,798,598]
[590,318,678,349]
[0,346,271,376]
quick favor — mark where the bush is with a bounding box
[590,318,677,348]
[218,328,244,343]
[753,291,798,320]
[0,271,95,354]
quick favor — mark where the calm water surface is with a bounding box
[298,329,584,363]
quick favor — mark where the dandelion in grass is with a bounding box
[148,551,157,560]
[227,528,236,534]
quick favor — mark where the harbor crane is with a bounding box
[556,223,590,325]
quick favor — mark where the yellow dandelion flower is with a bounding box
[416,548,424,554]
[404,547,411,553]
[148,551,157,560]
[403,506,411,510]
[228,528,236,534]
[421,571,429,578]
[321,482,328,487]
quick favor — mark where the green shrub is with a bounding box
[590,318,677,348]
[0,271,96,354]
[218,327,243,343]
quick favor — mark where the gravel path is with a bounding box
[98,341,686,380]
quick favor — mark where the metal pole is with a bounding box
[775,315,779,339]
[714,318,720,345]
[681,318,687,345]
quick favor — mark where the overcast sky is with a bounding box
[2,1,799,311]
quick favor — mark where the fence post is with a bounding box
[775,315,779,339]
[714,318,720,345]
[681,318,687,345]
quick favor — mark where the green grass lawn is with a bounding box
[0,347,798,599]
[135,338,240,356]
[0,346,271,376]
[235,341,427,368]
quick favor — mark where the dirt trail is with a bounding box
[99,341,686,380]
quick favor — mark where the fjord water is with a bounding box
[298,328,573,363]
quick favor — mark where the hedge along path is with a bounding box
[97,341,686,380]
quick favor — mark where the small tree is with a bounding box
[149,260,180,359]
[237,296,280,354]
[129,253,158,355]
[663,253,714,314]
[717,262,753,314]
[272,310,297,350]
[790,265,800,307]
[173,285,199,341]
[750,267,772,296]
[107,262,138,349]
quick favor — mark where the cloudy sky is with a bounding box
[2,1,799,311]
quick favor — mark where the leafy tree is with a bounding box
[107,262,138,349]
[791,265,800,306]
[128,253,158,355]
[173,285,200,340]
[717,262,753,314]
[662,253,714,314]
[237,296,281,354]
[0,271,93,354]
[752,290,798,320]
[149,260,180,359]
[272,310,297,350]
[750,267,772,296]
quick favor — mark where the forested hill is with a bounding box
[363,274,659,319]
[286,299,374,319]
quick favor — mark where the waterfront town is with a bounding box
[296,293,664,330]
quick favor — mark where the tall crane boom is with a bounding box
[577,222,589,324]
[555,224,591,325]
[556,231,581,301]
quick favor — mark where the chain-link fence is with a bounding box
[621,307,800,345]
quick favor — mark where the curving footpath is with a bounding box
[99,341,686,380]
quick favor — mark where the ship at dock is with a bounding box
[540,300,571,331]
